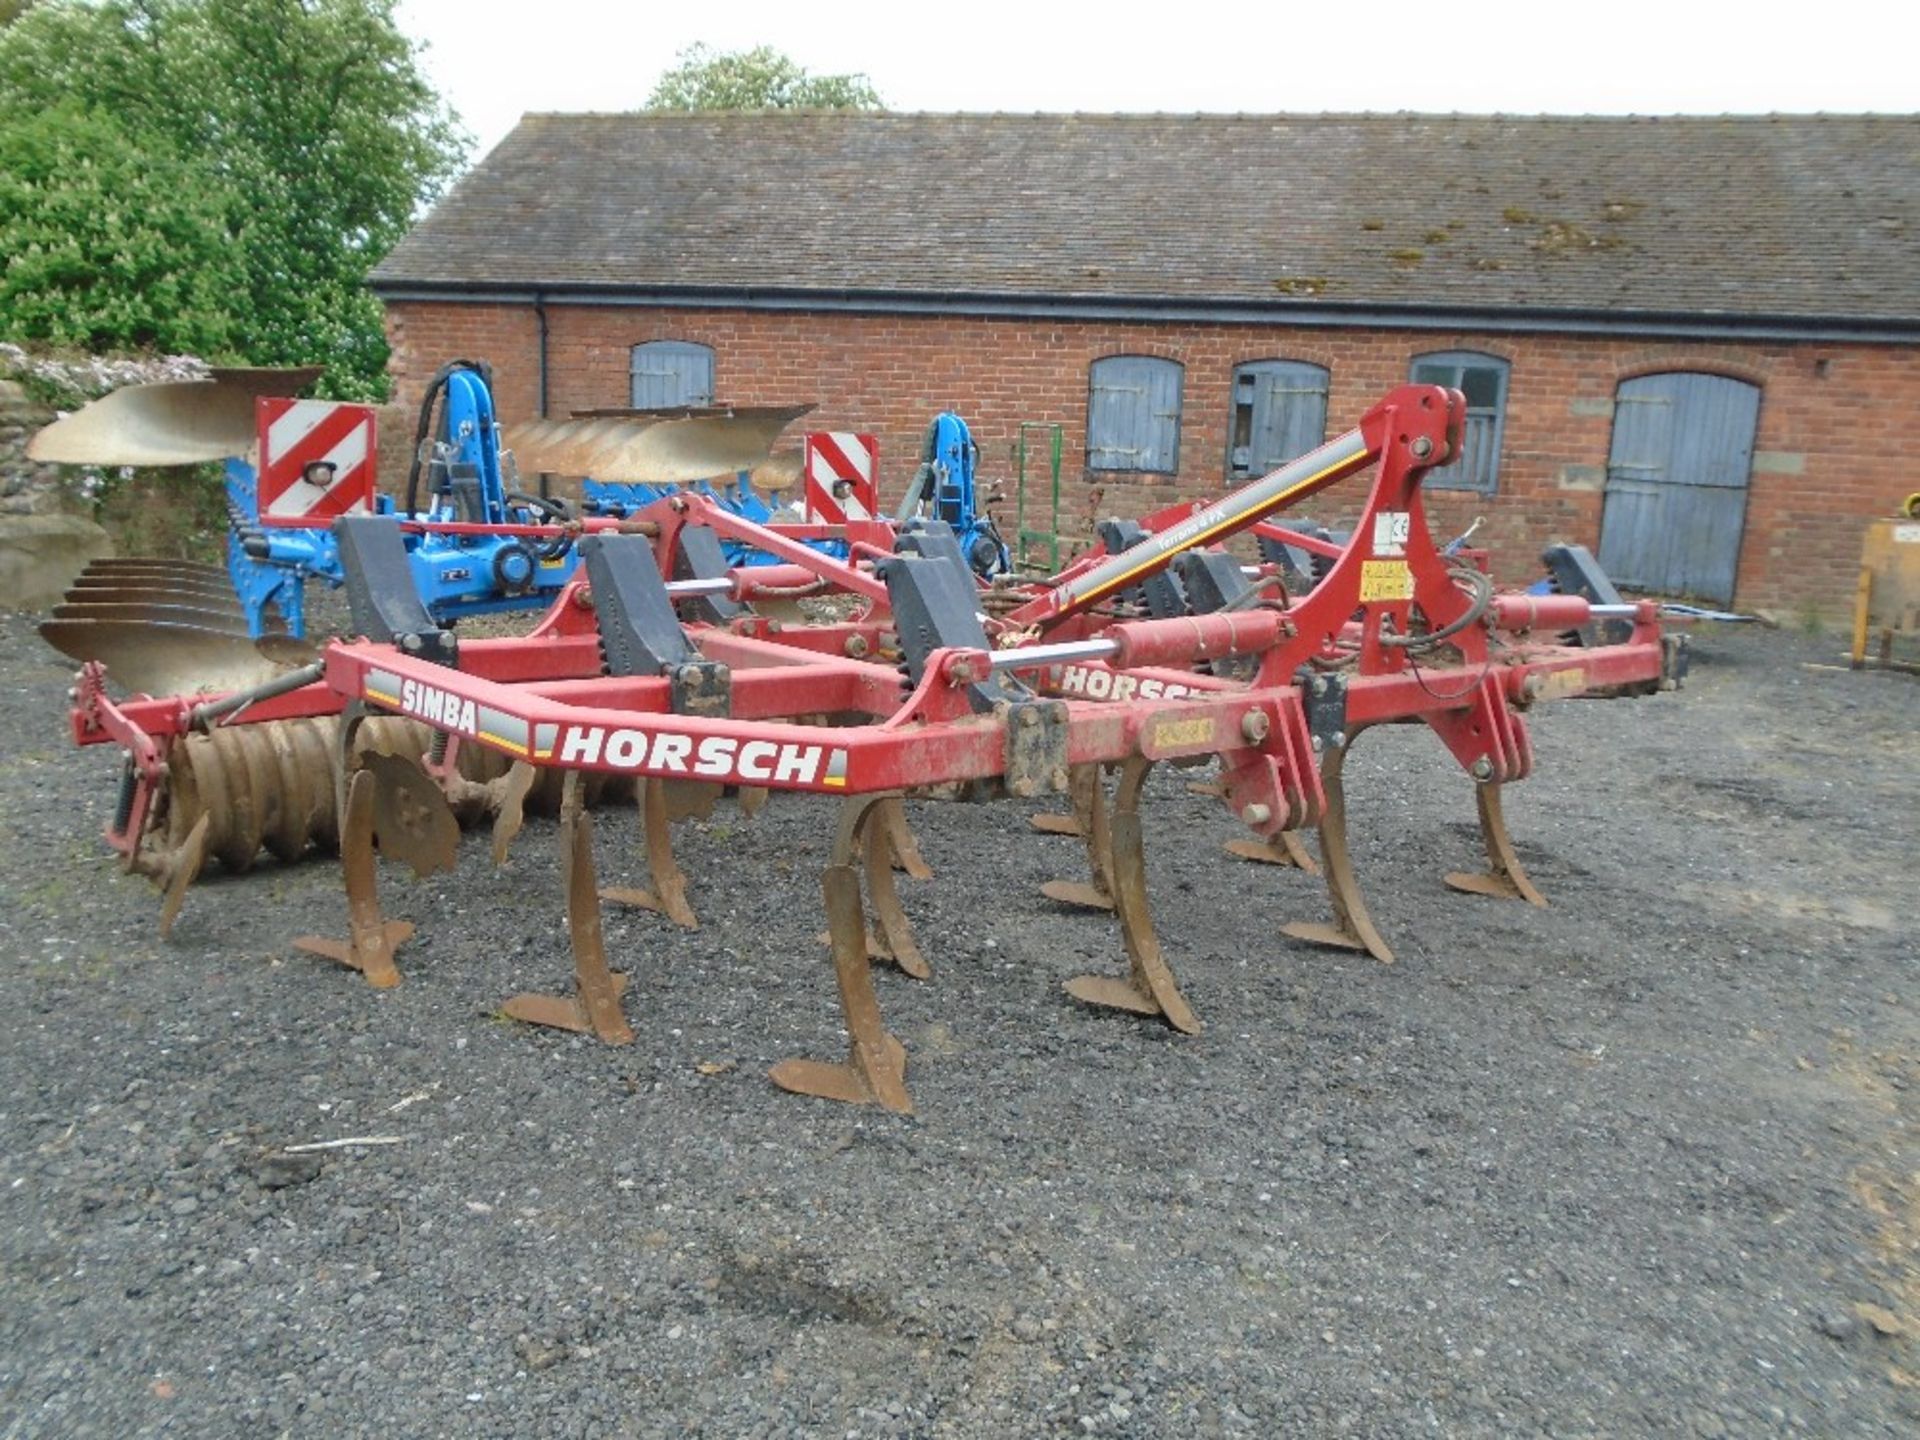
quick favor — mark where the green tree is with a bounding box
[645,43,882,111]
[0,0,466,397]
[0,105,240,354]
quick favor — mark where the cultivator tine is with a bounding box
[490,762,537,866]
[500,771,635,1045]
[1063,757,1200,1033]
[734,785,770,818]
[1040,763,1115,911]
[770,794,913,1113]
[600,775,699,930]
[1444,782,1548,907]
[879,796,933,880]
[155,813,211,939]
[1028,811,1084,837]
[1280,743,1396,964]
[1223,831,1321,874]
[292,767,413,988]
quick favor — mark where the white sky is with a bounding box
[396,0,1916,166]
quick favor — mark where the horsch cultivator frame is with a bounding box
[59,383,1679,1114]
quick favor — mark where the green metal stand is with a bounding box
[1015,422,1064,573]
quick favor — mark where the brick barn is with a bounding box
[370,112,1919,616]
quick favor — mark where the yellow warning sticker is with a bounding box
[1148,715,1217,754]
[1358,559,1414,602]
[1533,667,1589,701]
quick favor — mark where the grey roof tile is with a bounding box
[372,112,1920,322]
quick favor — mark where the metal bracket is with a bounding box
[894,518,970,574]
[1296,667,1349,755]
[1541,542,1634,647]
[879,554,1019,713]
[1002,698,1070,799]
[1098,518,1187,617]
[671,524,745,625]
[1173,549,1258,614]
[581,533,700,677]
[669,660,732,718]
[335,514,456,666]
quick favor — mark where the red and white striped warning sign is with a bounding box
[255,398,377,528]
[802,432,878,525]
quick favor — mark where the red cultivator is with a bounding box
[61,383,1681,1113]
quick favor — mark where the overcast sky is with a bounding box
[396,0,1915,165]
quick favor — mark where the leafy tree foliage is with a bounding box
[0,106,239,354]
[0,1,466,396]
[646,44,882,112]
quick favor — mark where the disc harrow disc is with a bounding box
[362,751,460,878]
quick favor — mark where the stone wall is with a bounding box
[0,377,62,516]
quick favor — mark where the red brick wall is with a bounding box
[383,300,1920,617]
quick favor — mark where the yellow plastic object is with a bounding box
[1851,513,1920,670]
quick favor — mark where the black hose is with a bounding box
[1378,566,1496,650]
[402,359,493,519]
[506,490,575,560]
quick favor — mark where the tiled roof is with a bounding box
[372,112,1920,326]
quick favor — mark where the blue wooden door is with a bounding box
[1228,361,1328,481]
[630,341,714,408]
[1598,373,1759,604]
[1087,356,1183,473]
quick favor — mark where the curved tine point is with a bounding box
[1046,762,1112,903]
[1067,757,1200,1034]
[879,797,933,881]
[1290,743,1394,964]
[1224,832,1320,874]
[1445,781,1548,907]
[563,771,634,1044]
[490,762,537,867]
[1029,812,1084,837]
[157,812,212,939]
[292,766,406,987]
[634,775,699,929]
[861,798,928,979]
[1039,879,1115,912]
[776,811,912,1111]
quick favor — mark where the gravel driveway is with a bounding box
[0,613,1914,1438]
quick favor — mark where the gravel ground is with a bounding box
[0,613,1914,1438]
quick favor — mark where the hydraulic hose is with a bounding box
[402,359,493,519]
